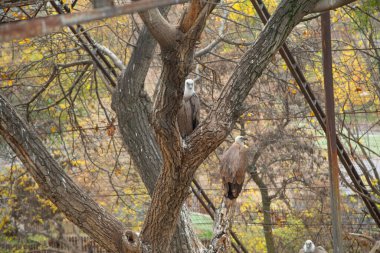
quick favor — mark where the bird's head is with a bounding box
[303,240,315,252]
[185,79,194,91]
[235,136,248,146]
[184,79,195,98]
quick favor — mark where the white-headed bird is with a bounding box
[299,240,327,253]
[220,136,248,200]
[177,79,200,139]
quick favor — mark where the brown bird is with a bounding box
[299,240,327,253]
[220,136,248,200]
[177,79,200,139]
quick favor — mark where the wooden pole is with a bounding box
[321,10,344,253]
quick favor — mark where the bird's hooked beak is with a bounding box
[241,136,248,146]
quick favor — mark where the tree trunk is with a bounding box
[2,0,348,252]
[251,171,276,253]
[113,24,204,253]
[137,1,320,251]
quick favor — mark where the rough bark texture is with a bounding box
[137,0,319,252]
[112,23,204,253]
[136,2,220,252]
[207,198,235,253]
[0,0,357,252]
[312,0,356,12]
[0,96,139,253]
[370,241,380,253]
[251,171,276,253]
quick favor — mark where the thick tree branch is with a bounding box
[137,8,178,49]
[312,0,356,13]
[186,0,320,165]
[0,95,139,253]
[206,198,236,253]
[179,0,203,33]
[185,1,219,41]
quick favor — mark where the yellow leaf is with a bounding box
[18,38,30,45]
[59,103,68,109]
[50,126,57,133]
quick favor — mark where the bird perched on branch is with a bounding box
[177,79,200,139]
[219,136,248,200]
[299,240,327,253]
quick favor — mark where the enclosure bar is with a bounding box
[53,0,119,79]
[0,0,189,42]
[250,0,380,227]
[321,11,344,252]
[50,1,117,86]
[193,179,216,212]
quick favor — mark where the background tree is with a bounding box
[1,0,378,252]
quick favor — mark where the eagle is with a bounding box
[299,240,327,253]
[219,136,248,200]
[177,79,200,138]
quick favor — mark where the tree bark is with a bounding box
[251,171,276,253]
[0,96,139,253]
[137,1,319,251]
[113,23,204,253]
[0,0,359,252]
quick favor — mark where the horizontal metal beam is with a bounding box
[0,0,189,42]
[0,0,44,8]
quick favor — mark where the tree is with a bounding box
[0,0,360,252]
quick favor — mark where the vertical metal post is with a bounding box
[321,11,344,252]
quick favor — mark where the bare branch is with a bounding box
[195,7,227,57]
[312,0,357,13]
[95,43,126,71]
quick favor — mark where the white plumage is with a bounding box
[299,240,327,253]
[177,79,200,138]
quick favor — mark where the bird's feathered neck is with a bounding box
[184,87,195,99]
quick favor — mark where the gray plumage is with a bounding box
[219,136,248,199]
[177,79,200,138]
[299,240,327,253]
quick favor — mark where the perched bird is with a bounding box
[177,79,200,138]
[299,240,327,253]
[219,136,248,200]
